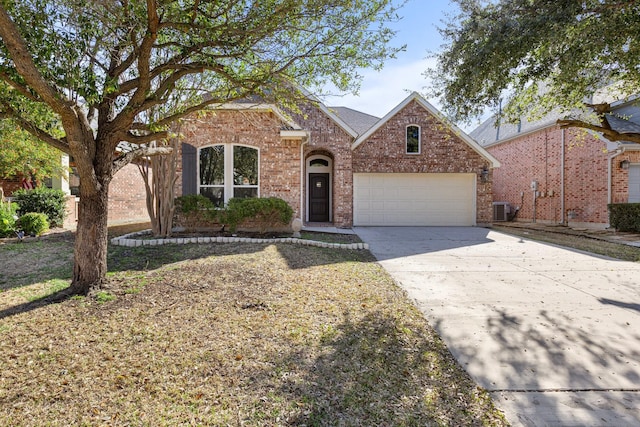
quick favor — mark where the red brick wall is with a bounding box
[175,110,302,218]
[294,103,355,227]
[611,151,640,203]
[0,177,25,196]
[108,162,150,224]
[352,100,494,224]
[487,127,610,226]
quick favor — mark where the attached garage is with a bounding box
[353,173,476,226]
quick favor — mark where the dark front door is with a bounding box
[309,173,330,222]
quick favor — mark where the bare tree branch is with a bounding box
[151,97,239,129]
[557,119,640,144]
[112,144,173,174]
[124,130,169,145]
[109,0,159,132]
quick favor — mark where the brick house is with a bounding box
[176,92,499,228]
[471,98,640,229]
[1,156,151,228]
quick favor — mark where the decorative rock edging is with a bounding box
[110,230,369,250]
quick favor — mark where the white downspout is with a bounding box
[300,134,309,223]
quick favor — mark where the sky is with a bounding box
[322,0,459,119]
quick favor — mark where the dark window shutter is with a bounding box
[182,143,197,195]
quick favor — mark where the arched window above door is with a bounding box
[307,155,332,172]
[309,158,329,167]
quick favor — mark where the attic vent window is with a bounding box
[310,159,329,167]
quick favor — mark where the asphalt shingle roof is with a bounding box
[328,106,380,136]
[470,102,640,147]
[470,111,562,147]
[605,114,640,134]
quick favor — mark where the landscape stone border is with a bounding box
[110,230,369,250]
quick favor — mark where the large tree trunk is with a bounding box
[68,183,110,295]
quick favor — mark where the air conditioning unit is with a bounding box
[493,202,511,222]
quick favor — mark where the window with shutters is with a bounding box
[199,144,259,207]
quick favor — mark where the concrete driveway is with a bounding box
[354,227,640,427]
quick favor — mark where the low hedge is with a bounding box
[174,195,293,234]
[223,197,293,233]
[608,203,640,232]
[12,187,67,227]
[19,212,50,236]
[176,194,217,215]
[174,195,221,231]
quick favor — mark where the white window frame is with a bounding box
[198,144,225,204]
[198,143,260,205]
[406,124,421,154]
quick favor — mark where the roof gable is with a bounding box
[352,92,500,167]
[296,87,359,138]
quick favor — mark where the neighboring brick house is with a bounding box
[106,162,152,224]
[471,98,640,229]
[176,92,499,228]
[1,156,151,228]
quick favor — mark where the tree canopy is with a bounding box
[430,0,640,142]
[0,0,403,293]
[0,120,66,183]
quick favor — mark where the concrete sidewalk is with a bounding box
[355,226,640,427]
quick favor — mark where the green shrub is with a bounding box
[608,203,640,232]
[173,195,294,233]
[175,194,216,214]
[18,212,50,236]
[175,194,219,222]
[0,202,19,237]
[13,187,66,227]
[223,197,293,233]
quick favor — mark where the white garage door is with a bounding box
[353,173,476,226]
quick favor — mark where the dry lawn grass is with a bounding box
[492,225,640,262]
[0,231,507,426]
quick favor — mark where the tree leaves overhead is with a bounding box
[0,120,66,181]
[430,0,640,129]
[0,0,402,152]
[0,0,396,140]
